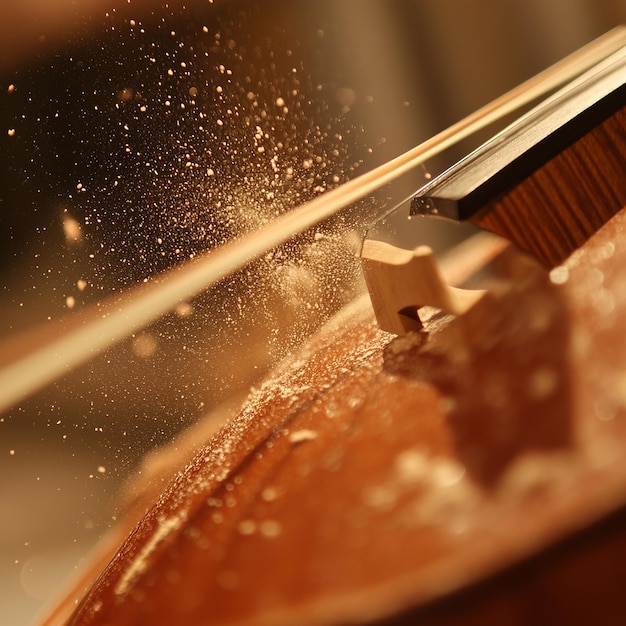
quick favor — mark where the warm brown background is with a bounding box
[1,1,625,625]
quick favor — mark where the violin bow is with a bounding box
[1,27,625,414]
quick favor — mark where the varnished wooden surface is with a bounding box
[59,204,626,626]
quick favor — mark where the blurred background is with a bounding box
[1,1,625,624]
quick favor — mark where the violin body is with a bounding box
[57,203,626,625]
[41,37,626,626]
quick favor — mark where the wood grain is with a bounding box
[473,106,626,267]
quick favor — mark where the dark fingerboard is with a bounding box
[411,48,626,267]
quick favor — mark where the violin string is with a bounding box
[1,27,625,413]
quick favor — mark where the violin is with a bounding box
[26,26,626,626]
